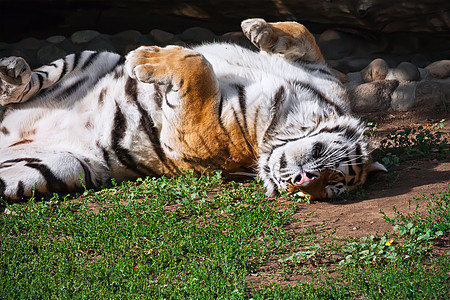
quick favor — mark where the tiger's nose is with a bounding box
[292,172,317,185]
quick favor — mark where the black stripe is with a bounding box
[291,81,344,115]
[253,104,260,143]
[98,88,107,105]
[279,152,287,169]
[16,181,24,198]
[0,178,5,197]
[56,77,88,100]
[24,162,68,192]
[113,65,125,79]
[73,53,82,69]
[56,60,68,81]
[80,52,100,69]
[234,84,248,134]
[125,77,176,173]
[101,147,111,169]
[153,84,163,109]
[36,73,45,90]
[74,158,95,188]
[0,158,42,169]
[262,86,285,143]
[111,102,158,177]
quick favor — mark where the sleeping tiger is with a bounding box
[0,18,386,201]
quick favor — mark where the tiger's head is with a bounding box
[258,117,386,199]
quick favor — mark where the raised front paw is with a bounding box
[241,18,275,51]
[0,56,32,105]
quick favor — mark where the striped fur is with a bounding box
[0,19,385,201]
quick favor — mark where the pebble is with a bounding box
[390,82,417,111]
[361,58,389,82]
[386,62,420,82]
[181,27,216,43]
[47,35,66,44]
[425,60,450,79]
[348,80,399,113]
[150,29,175,44]
[37,45,66,65]
[71,30,100,44]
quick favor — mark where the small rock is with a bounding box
[71,30,100,44]
[361,58,389,82]
[391,82,418,111]
[418,68,431,80]
[386,62,420,82]
[348,80,399,113]
[47,35,66,44]
[150,29,175,44]
[111,30,142,53]
[425,60,450,79]
[328,57,373,73]
[37,45,66,65]
[415,81,450,106]
[19,37,43,50]
[86,35,117,53]
[181,27,216,43]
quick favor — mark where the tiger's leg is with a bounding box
[0,51,121,106]
[0,148,109,201]
[241,18,325,63]
[125,46,222,159]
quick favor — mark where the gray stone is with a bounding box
[112,30,142,45]
[150,29,175,44]
[415,81,450,107]
[111,30,142,53]
[348,80,399,113]
[19,38,43,50]
[418,68,431,80]
[391,82,418,111]
[71,30,101,44]
[361,58,389,82]
[181,27,216,43]
[86,35,117,53]
[37,45,66,65]
[386,62,420,82]
[47,35,66,44]
[425,60,450,79]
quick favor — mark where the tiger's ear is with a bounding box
[367,161,388,173]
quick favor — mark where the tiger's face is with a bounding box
[259,130,386,199]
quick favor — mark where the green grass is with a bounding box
[1,171,449,299]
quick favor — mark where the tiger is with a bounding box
[0,18,386,201]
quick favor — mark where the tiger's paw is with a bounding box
[241,18,324,63]
[241,18,275,51]
[125,45,205,85]
[0,56,32,106]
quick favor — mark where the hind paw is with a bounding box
[0,56,32,105]
[241,18,324,63]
